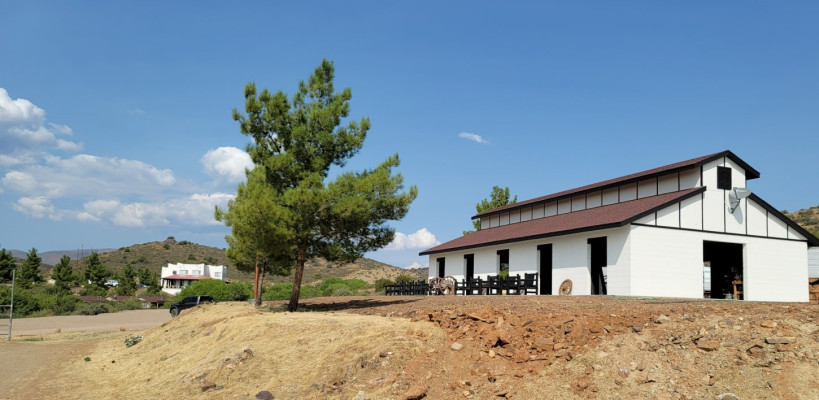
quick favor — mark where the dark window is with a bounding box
[497,249,509,274]
[436,257,445,278]
[717,166,732,190]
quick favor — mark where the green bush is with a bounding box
[0,287,39,317]
[395,275,414,284]
[178,279,252,302]
[318,278,368,296]
[76,302,112,315]
[374,278,393,293]
[262,283,321,301]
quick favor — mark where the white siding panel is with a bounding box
[656,203,680,228]
[628,226,704,298]
[490,214,500,228]
[520,207,532,222]
[725,197,746,235]
[768,214,788,238]
[788,226,806,241]
[544,202,557,217]
[658,174,678,194]
[480,218,489,230]
[702,158,722,189]
[533,204,545,219]
[635,214,656,225]
[680,194,703,230]
[558,199,571,214]
[587,191,602,208]
[620,183,637,202]
[638,179,658,198]
[745,239,808,302]
[572,195,586,211]
[602,188,619,205]
[679,168,700,189]
[746,200,767,236]
[499,212,510,226]
[725,158,747,189]
[809,248,819,278]
[509,210,521,224]
[703,190,725,232]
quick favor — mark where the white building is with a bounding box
[160,262,227,295]
[421,151,819,302]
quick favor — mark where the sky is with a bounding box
[1,2,818,270]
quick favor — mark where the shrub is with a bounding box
[0,287,40,317]
[374,278,393,293]
[76,302,112,315]
[317,278,368,295]
[395,275,414,284]
[262,283,320,301]
[178,279,252,302]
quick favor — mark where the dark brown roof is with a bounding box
[421,188,705,256]
[474,150,759,219]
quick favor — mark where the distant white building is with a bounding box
[809,247,819,279]
[160,262,227,295]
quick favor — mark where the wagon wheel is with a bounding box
[442,276,457,295]
[558,279,573,295]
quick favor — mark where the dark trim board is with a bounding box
[632,222,811,245]
[748,194,819,246]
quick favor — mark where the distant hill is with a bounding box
[10,248,115,266]
[784,206,819,239]
[15,237,426,286]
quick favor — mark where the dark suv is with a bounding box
[169,295,215,317]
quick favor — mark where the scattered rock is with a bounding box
[255,390,275,400]
[798,323,818,335]
[54,328,61,334]
[760,320,777,328]
[399,384,428,400]
[631,325,643,333]
[697,339,720,352]
[655,315,670,324]
[351,390,369,400]
[201,380,217,392]
[120,327,126,332]
[451,342,464,351]
[716,393,740,400]
[765,337,795,345]
[379,351,388,358]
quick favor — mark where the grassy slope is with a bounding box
[784,205,819,239]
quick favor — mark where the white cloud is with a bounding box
[13,196,61,220]
[75,192,234,228]
[385,228,440,251]
[0,88,81,167]
[201,147,253,184]
[404,262,429,270]
[2,154,176,199]
[458,132,489,144]
[127,108,145,115]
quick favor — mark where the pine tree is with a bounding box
[52,255,74,294]
[83,253,108,296]
[464,186,517,235]
[0,247,15,283]
[116,264,137,296]
[218,59,417,311]
[19,248,43,289]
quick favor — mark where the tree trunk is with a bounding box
[287,249,306,312]
[253,255,259,302]
[255,261,265,306]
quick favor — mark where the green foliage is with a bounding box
[137,267,152,286]
[163,243,171,250]
[262,283,320,301]
[187,253,196,260]
[394,274,414,284]
[466,186,517,234]
[0,247,17,283]
[219,59,418,311]
[317,277,368,296]
[0,286,39,317]
[52,255,74,294]
[76,302,112,315]
[116,264,137,296]
[83,253,109,295]
[19,248,43,289]
[177,279,252,302]
[374,278,393,293]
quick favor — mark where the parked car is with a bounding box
[105,279,119,287]
[169,295,215,317]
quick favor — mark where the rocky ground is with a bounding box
[279,295,819,399]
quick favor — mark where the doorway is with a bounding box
[538,244,552,295]
[703,241,743,300]
[464,254,474,282]
[588,237,607,295]
[436,257,445,278]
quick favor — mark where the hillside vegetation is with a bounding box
[93,237,426,285]
[785,205,819,238]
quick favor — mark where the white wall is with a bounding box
[628,226,808,302]
[809,248,819,278]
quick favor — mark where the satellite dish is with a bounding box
[728,187,752,213]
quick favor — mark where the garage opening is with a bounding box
[588,237,607,295]
[703,241,743,300]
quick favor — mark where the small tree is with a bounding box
[52,255,74,294]
[117,264,137,296]
[146,271,161,294]
[0,247,16,283]
[464,186,517,235]
[83,253,109,296]
[19,248,43,289]
[219,59,417,311]
[137,267,152,286]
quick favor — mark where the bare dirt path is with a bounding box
[1,309,172,400]
[8,309,171,336]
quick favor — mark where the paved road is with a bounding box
[8,309,172,336]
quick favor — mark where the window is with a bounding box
[717,166,732,190]
[179,270,188,275]
[215,272,221,278]
[436,257,445,278]
[497,249,509,274]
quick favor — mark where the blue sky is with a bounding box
[1,2,817,269]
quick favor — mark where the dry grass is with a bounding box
[70,303,445,399]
